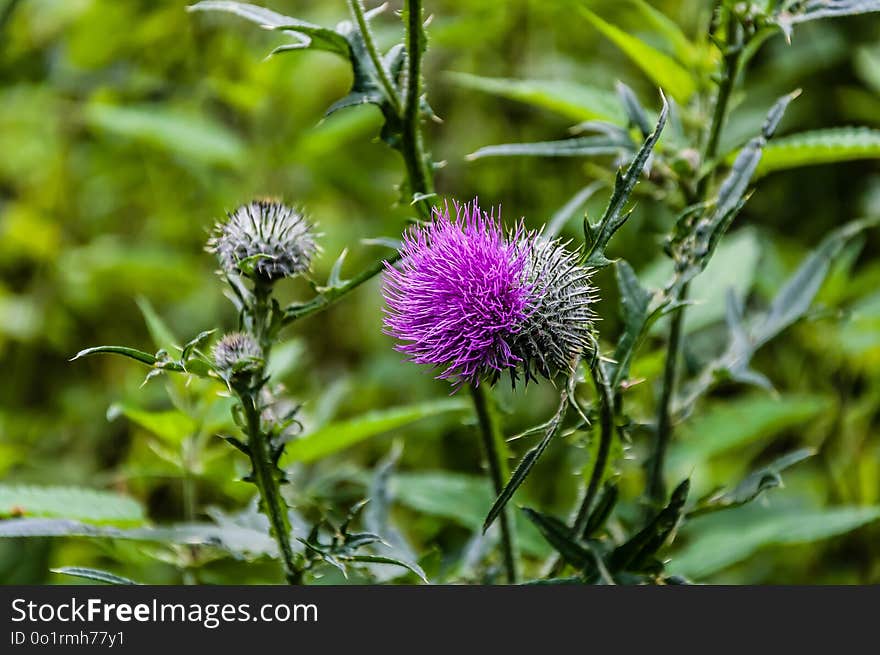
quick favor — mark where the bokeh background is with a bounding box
[2,0,879,584]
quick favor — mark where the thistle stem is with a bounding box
[401,0,434,215]
[346,0,402,115]
[240,390,300,584]
[572,366,614,536]
[469,383,519,584]
[648,10,743,504]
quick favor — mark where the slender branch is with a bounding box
[283,252,400,325]
[470,383,519,584]
[347,0,402,115]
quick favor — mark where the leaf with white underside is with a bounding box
[52,567,141,585]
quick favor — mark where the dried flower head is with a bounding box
[383,199,596,389]
[208,200,318,282]
[213,332,263,382]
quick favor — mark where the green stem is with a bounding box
[401,0,434,215]
[347,0,402,115]
[470,383,519,584]
[282,0,435,329]
[572,366,614,536]
[646,281,688,504]
[648,11,743,505]
[240,391,300,584]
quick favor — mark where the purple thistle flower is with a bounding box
[383,199,597,389]
[383,200,533,389]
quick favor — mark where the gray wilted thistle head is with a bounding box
[383,198,596,389]
[208,200,319,283]
[213,332,263,388]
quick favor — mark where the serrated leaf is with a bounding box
[70,345,186,372]
[0,486,144,525]
[748,127,880,178]
[610,479,689,571]
[671,505,880,579]
[282,399,468,464]
[584,94,668,268]
[753,216,880,347]
[466,132,633,161]
[581,8,696,103]
[689,448,815,518]
[446,72,623,123]
[51,567,141,585]
[609,260,657,388]
[521,507,592,569]
[775,0,880,38]
[483,396,568,533]
[343,554,428,583]
[189,1,350,55]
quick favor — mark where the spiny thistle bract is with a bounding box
[208,200,319,282]
[512,237,597,383]
[382,199,596,389]
[213,332,263,384]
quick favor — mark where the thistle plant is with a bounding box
[8,0,878,587]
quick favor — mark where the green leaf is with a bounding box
[671,92,798,291]
[0,518,280,559]
[0,485,144,525]
[188,0,350,56]
[282,399,469,464]
[546,182,604,239]
[446,72,623,123]
[84,103,245,167]
[775,1,880,39]
[483,395,567,533]
[748,127,880,178]
[610,260,658,388]
[51,567,141,585]
[342,554,428,584]
[71,345,163,367]
[135,297,178,353]
[671,505,880,579]
[688,448,815,518]
[581,8,696,103]
[584,94,668,268]
[466,133,633,161]
[644,229,762,334]
[108,404,197,446]
[520,507,592,569]
[390,472,549,557]
[610,479,689,572]
[672,395,830,465]
[629,0,702,69]
[753,216,880,348]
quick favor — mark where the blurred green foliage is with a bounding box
[1,0,879,584]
